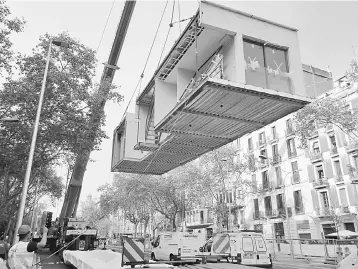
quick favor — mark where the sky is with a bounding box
[5,0,358,212]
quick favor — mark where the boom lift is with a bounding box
[39,0,137,255]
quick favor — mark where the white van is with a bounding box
[151,232,205,262]
[229,231,272,268]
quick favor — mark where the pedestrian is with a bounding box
[0,233,10,269]
[7,225,48,269]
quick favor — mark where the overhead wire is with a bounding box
[96,0,117,54]
[157,0,176,68]
[177,0,182,34]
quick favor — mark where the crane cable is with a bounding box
[157,0,176,68]
[119,0,169,123]
[141,5,202,176]
[96,0,117,54]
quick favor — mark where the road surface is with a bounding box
[38,250,70,269]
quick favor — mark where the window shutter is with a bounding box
[307,163,315,183]
[319,135,329,153]
[336,130,347,148]
[304,148,310,158]
[341,153,350,175]
[310,189,320,212]
[324,159,334,179]
[346,182,358,206]
[279,142,286,159]
[329,186,339,207]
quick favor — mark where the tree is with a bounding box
[0,1,25,74]
[293,61,358,148]
[0,32,120,239]
[188,145,250,231]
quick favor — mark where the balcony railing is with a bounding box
[349,170,358,184]
[330,147,339,156]
[258,159,269,169]
[335,175,344,184]
[260,181,273,192]
[308,129,319,139]
[340,206,350,214]
[317,207,332,217]
[313,177,329,188]
[310,152,323,163]
[265,208,273,218]
[257,138,267,148]
[253,211,264,220]
[180,53,223,101]
[268,209,286,219]
[268,134,279,144]
[271,154,282,165]
[285,127,295,137]
[274,179,284,189]
[326,124,334,132]
[345,141,358,154]
[288,149,297,159]
[292,171,300,184]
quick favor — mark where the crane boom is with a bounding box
[59,0,136,224]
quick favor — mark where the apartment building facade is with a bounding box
[237,77,358,239]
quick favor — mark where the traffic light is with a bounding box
[41,211,53,228]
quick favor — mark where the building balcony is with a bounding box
[291,171,300,184]
[330,147,339,157]
[313,177,329,189]
[268,134,279,144]
[335,175,344,184]
[268,209,286,219]
[326,124,334,132]
[345,141,358,154]
[349,170,358,184]
[274,179,284,189]
[317,207,331,217]
[310,152,323,163]
[260,181,273,192]
[308,129,319,139]
[253,211,264,220]
[258,159,269,169]
[340,206,350,214]
[265,209,273,218]
[271,154,282,165]
[285,128,295,137]
[288,150,297,159]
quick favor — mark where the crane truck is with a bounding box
[37,0,137,258]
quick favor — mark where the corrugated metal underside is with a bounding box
[112,78,311,175]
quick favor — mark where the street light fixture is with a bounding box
[13,39,69,245]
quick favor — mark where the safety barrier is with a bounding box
[266,238,358,259]
[212,233,230,255]
[121,237,145,267]
[97,238,107,249]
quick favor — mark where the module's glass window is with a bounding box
[243,40,266,88]
[264,46,291,93]
[242,237,254,252]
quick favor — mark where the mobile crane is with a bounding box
[39,0,137,256]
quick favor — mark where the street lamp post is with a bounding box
[13,39,69,245]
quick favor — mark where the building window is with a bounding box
[254,199,260,219]
[293,190,304,214]
[271,126,277,139]
[339,188,348,208]
[329,134,337,148]
[286,119,293,132]
[276,194,285,215]
[291,161,300,183]
[316,165,325,179]
[345,223,356,232]
[248,154,256,171]
[248,138,253,151]
[260,148,267,163]
[252,174,257,192]
[276,166,283,186]
[272,144,279,156]
[321,191,330,208]
[259,132,266,145]
[200,211,204,224]
[243,39,291,93]
[264,196,272,216]
[312,141,320,154]
[262,170,269,189]
[287,138,297,157]
[334,160,343,177]
[274,222,285,239]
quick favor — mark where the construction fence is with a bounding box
[266,238,357,258]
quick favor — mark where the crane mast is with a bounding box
[59,0,136,225]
